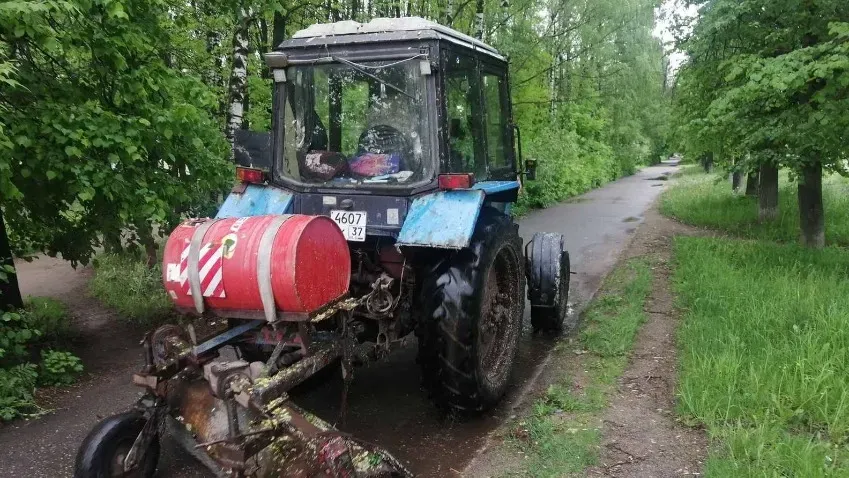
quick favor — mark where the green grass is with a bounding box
[22,297,73,344]
[660,168,849,246]
[508,259,653,477]
[89,252,174,324]
[673,236,849,476]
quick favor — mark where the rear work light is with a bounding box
[236,166,265,184]
[438,173,474,190]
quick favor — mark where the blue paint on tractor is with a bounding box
[216,184,294,218]
[397,190,485,249]
[472,180,521,195]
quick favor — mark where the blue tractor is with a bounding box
[75,17,570,478]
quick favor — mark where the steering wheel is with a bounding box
[357,125,416,171]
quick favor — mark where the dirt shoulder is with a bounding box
[585,207,707,477]
[464,206,709,478]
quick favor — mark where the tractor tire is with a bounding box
[74,411,159,478]
[530,251,572,334]
[416,211,525,412]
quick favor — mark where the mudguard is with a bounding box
[396,189,485,249]
[216,184,294,218]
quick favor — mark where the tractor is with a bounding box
[75,17,570,478]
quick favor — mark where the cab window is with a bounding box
[444,51,486,179]
[482,71,509,173]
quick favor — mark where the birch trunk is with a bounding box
[474,0,484,39]
[225,6,254,158]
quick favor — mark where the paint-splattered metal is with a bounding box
[396,189,484,249]
[216,184,294,218]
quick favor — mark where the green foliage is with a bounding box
[0,0,233,265]
[673,236,849,475]
[672,0,849,175]
[0,302,80,420]
[38,350,84,386]
[0,363,39,421]
[22,297,73,344]
[661,168,849,246]
[89,252,173,324]
[0,309,41,363]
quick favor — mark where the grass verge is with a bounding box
[673,236,849,476]
[507,258,653,477]
[660,169,849,246]
[89,252,173,324]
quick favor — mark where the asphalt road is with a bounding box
[1,161,677,477]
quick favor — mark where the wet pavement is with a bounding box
[0,162,677,477]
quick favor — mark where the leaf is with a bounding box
[107,2,129,20]
[46,170,57,180]
[64,146,82,158]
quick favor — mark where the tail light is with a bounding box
[236,166,265,184]
[438,173,474,190]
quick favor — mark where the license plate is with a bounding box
[330,210,367,242]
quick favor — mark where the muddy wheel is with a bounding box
[530,250,572,333]
[74,411,159,478]
[416,211,525,412]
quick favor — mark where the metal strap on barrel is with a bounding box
[188,219,220,314]
[257,215,293,322]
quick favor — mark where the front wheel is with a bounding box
[74,411,159,478]
[416,212,525,412]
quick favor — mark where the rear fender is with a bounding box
[396,190,485,249]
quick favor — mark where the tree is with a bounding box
[672,0,849,246]
[0,0,233,265]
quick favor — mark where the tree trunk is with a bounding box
[731,170,742,193]
[798,162,824,248]
[443,0,453,26]
[0,208,23,310]
[474,0,484,39]
[745,171,758,197]
[758,163,779,221]
[701,152,714,173]
[272,11,286,49]
[225,6,254,158]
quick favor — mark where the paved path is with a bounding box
[0,161,677,477]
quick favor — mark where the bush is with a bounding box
[38,349,84,386]
[22,297,72,344]
[0,363,39,421]
[0,301,81,420]
[0,309,41,363]
[89,252,174,324]
[515,117,646,214]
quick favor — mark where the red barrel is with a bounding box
[161,215,350,319]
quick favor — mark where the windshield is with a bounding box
[275,58,433,188]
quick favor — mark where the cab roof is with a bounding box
[278,17,504,61]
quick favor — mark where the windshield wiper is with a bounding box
[331,56,417,101]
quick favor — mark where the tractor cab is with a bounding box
[266,17,518,194]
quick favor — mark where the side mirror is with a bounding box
[525,159,538,181]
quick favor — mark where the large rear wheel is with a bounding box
[416,212,525,412]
